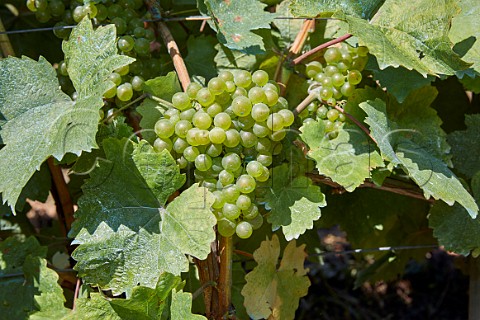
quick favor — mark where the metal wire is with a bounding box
[308,244,439,257]
[0,16,335,35]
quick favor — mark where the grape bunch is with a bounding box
[27,0,163,106]
[153,70,294,239]
[299,44,369,138]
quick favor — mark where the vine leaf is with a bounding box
[290,0,383,19]
[203,0,276,54]
[171,289,207,320]
[300,121,384,191]
[242,235,310,320]
[0,18,133,211]
[429,171,480,256]
[0,237,69,319]
[448,114,480,179]
[449,0,480,74]
[360,99,478,218]
[70,138,215,296]
[342,0,471,76]
[70,273,182,319]
[184,35,218,80]
[265,164,326,241]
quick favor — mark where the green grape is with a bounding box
[266,113,284,131]
[219,170,235,186]
[236,174,256,193]
[177,156,188,169]
[246,214,263,230]
[109,72,122,86]
[278,109,294,127]
[236,194,252,211]
[183,146,200,162]
[327,109,339,122]
[195,129,210,145]
[231,96,252,117]
[252,70,269,86]
[340,82,355,97]
[240,130,257,148]
[212,157,223,172]
[251,103,270,122]
[324,47,341,64]
[255,166,270,182]
[155,119,175,138]
[145,29,156,42]
[53,22,70,39]
[195,154,213,171]
[331,73,345,87]
[248,87,266,104]
[224,129,241,148]
[208,77,227,95]
[347,70,362,85]
[314,72,326,83]
[104,83,117,99]
[196,88,215,106]
[58,61,68,76]
[324,120,335,132]
[222,153,242,172]
[321,77,333,88]
[223,185,241,203]
[131,76,144,91]
[225,80,236,93]
[112,17,127,35]
[118,35,135,52]
[26,0,36,12]
[186,128,200,146]
[209,127,226,144]
[341,51,353,65]
[180,108,196,121]
[214,112,232,130]
[232,87,248,99]
[325,65,339,76]
[263,81,279,93]
[257,153,272,167]
[206,143,223,158]
[320,87,333,100]
[133,26,146,38]
[223,203,241,220]
[186,82,202,99]
[326,97,336,106]
[84,2,97,17]
[174,120,192,138]
[206,103,223,117]
[357,46,369,56]
[154,137,172,153]
[219,70,234,82]
[246,161,263,178]
[305,61,323,78]
[115,65,129,76]
[234,70,252,88]
[218,218,236,237]
[264,89,279,107]
[192,111,212,130]
[332,87,343,100]
[333,121,343,130]
[243,204,259,219]
[134,37,150,56]
[165,108,180,119]
[338,113,346,122]
[35,9,51,23]
[236,221,253,239]
[256,137,272,153]
[116,83,133,101]
[351,56,368,71]
[269,130,286,142]
[173,137,189,154]
[237,116,254,131]
[336,61,349,73]
[212,191,226,209]
[95,3,108,20]
[252,122,270,138]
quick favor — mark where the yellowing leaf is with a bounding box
[242,235,310,320]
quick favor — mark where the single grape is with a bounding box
[154,137,172,153]
[278,109,294,127]
[257,153,273,167]
[108,72,122,86]
[236,194,252,211]
[112,17,128,35]
[326,109,339,122]
[209,127,227,144]
[338,113,346,122]
[255,166,270,182]
[234,70,252,88]
[222,153,242,172]
[73,5,87,23]
[256,137,272,153]
[186,82,202,99]
[231,96,252,117]
[236,221,253,239]
[246,161,263,178]
[357,46,369,56]
[155,119,175,138]
[53,22,70,39]
[225,80,236,93]
[317,106,328,119]
[183,146,200,162]
[266,113,284,131]
[192,111,212,130]
[172,92,191,110]
[264,89,279,106]
[236,174,256,193]
[117,83,133,101]
[269,130,286,142]
[347,70,362,85]
[195,129,210,145]
[324,47,341,64]
[196,88,215,106]
[208,77,227,95]
[251,103,270,122]
[305,61,323,78]
[320,87,334,100]
[324,120,335,132]
[248,87,266,104]
[177,156,188,169]
[104,83,117,99]
[325,65,340,76]
[206,103,223,117]
[180,108,196,121]
[218,218,236,237]
[246,214,263,230]
[331,73,345,87]
[195,154,213,171]
[252,122,271,138]
[134,37,150,56]
[243,204,259,219]
[223,185,241,203]
[214,112,232,130]
[219,70,234,82]
[206,143,223,158]
[219,170,235,186]
[252,70,269,86]
[340,82,355,97]
[174,120,192,138]
[212,191,226,209]
[173,137,189,154]
[224,129,241,148]
[131,76,144,92]
[240,130,258,148]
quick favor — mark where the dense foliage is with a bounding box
[0,0,479,319]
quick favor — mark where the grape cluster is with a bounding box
[153,70,294,239]
[27,0,162,106]
[299,44,369,138]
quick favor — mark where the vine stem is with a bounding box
[72,278,81,310]
[156,21,191,91]
[47,158,75,237]
[292,33,352,65]
[0,16,15,57]
[218,236,233,318]
[293,91,317,116]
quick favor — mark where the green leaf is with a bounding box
[170,289,207,320]
[242,235,310,320]
[448,114,480,179]
[132,141,185,206]
[360,98,478,217]
[0,237,68,319]
[265,164,326,241]
[184,35,218,80]
[449,0,480,73]
[204,0,276,54]
[138,72,181,143]
[214,43,258,71]
[300,120,384,191]
[70,272,181,320]
[71,138,215,296]
[290,0,384,19]
[367,57,435,103]
[342,0,471,76]
[0,18,133,210]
